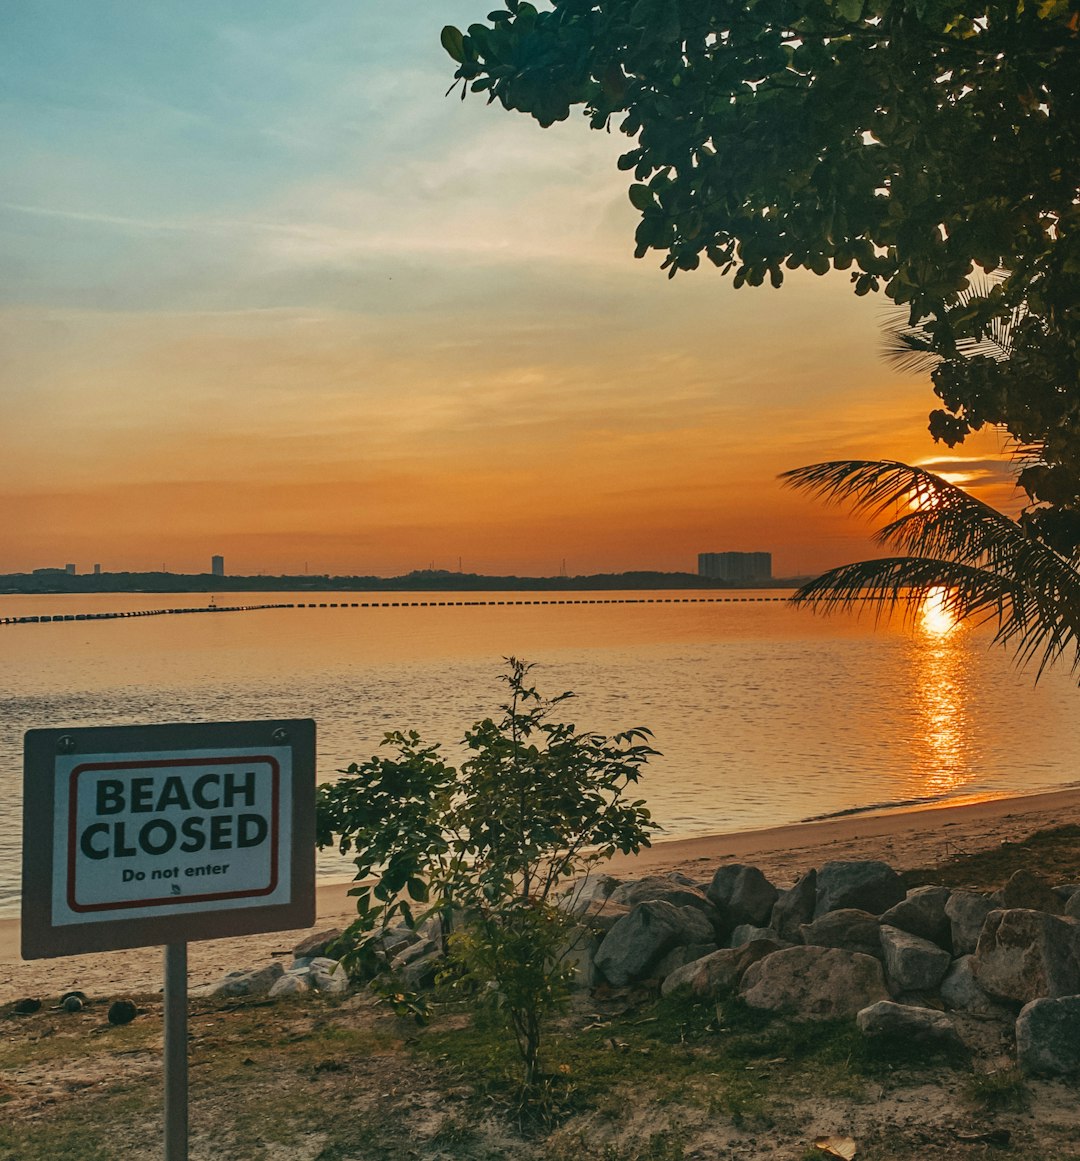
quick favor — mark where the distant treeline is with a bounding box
[0,569,806,595]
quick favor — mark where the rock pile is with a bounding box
[190,928,349,999]
[188,862,1080,1078]
[554,860,1080,1078]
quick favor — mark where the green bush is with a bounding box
[317,658,659,1084]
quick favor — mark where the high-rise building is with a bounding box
[65,563,76,575]
[698,551,772,582]
[93,563,101,575]
[211,555,225,577]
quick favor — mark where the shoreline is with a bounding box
[4,784,1080,1002]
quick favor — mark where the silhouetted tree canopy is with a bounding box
[442,1,1080,548]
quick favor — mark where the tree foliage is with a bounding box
[782,459,1080,677]
[316,658,658,1084]
[442,1,1080,544]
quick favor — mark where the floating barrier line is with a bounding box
[0,603,292,625]
[0,595,814,625]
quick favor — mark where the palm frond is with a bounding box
[784,459,1080,682]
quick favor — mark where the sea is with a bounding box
[3,588,1079,918]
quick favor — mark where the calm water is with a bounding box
[3,589,1079,917]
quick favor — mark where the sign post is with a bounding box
[22,719,316,1160]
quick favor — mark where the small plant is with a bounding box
[317,657,659,1086]
[964,1066,1029,1113]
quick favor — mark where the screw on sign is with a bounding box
[22,720,316,1161]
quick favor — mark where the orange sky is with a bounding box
[1,5,1023,579]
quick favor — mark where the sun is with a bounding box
[920,586,958,636]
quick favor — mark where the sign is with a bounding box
[22,720,316,959]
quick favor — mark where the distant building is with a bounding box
[211,555,225,576]
[698,552,772,582]
[93,563,101,575]
[65,563,76,575]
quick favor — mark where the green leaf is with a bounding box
[628,184,657,212]
[440,25,466,63]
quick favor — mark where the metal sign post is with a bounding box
[22,719,316,1160]
[164,943,189,1161]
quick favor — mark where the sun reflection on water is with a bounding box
[910,588,976,797]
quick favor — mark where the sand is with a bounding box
[3,786,1079,1003]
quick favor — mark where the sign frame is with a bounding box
[22,719,316,959]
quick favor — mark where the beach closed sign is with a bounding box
[22,720,316,959]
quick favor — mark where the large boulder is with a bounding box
[706,864,779,928]
[879,925,952,993]
[653,942,720,981]
[730,923,777,948]
[799,909,882,959]
[995,869,1064,915]
[571,898,631,933]
[740,946,889,1020]
[561,874,622,914]
[814,861,906,918]
[292,928,343,959]
[609,877,721,930]
[594,900,715,986]
[772,870,817,941]
[946,890,996,956]
[939,956,1011,1018]
[856,1000,962,1049]
[1067,891,1080,922]
[1016,996,1080,1077]
[197,962,285,999]
[880,886,952,950]
[972,909,1080,1003]
[661,939,789,999]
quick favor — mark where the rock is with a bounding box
[814,860,906,918]
[62,995,84,1013]
[880,885,952,949]
[398,950,443,991]
[653,942,718,981]
[661,939,789,999]
[799,909,882,959]
[856,1000,961,1048]
[561,874,622,913]
[706,865,778,928]
[1066,891,1080,922]
[572,898,631,933]
[390,939,439,970]
[292,928,343,959]
[973,909,1080,1003]
[206,962,285,998]
[730,924,776,948]
[879,925,952,993]
[939,956,1009,1018]
[946,890,996,956]
[1016,996,1080,1077]
[311,962,350,995]
[12,998,41,1015]
[594,900,715,987]
[1052,883,1080,903]
[771,870,817,942]
[107,1000,137,1025]
[609,877,721,928]
[995,869,1064,915]
[740,946,889,1020]
[269,974,311,997]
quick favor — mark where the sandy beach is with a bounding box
[4,786,1079,1004]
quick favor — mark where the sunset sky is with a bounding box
[2,2,1021,578]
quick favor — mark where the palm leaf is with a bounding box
[782,459,1080,681]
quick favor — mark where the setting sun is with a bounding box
[920,585,958,636]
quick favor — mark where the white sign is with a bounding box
[51,746,294,925]
[24,720,315,959]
